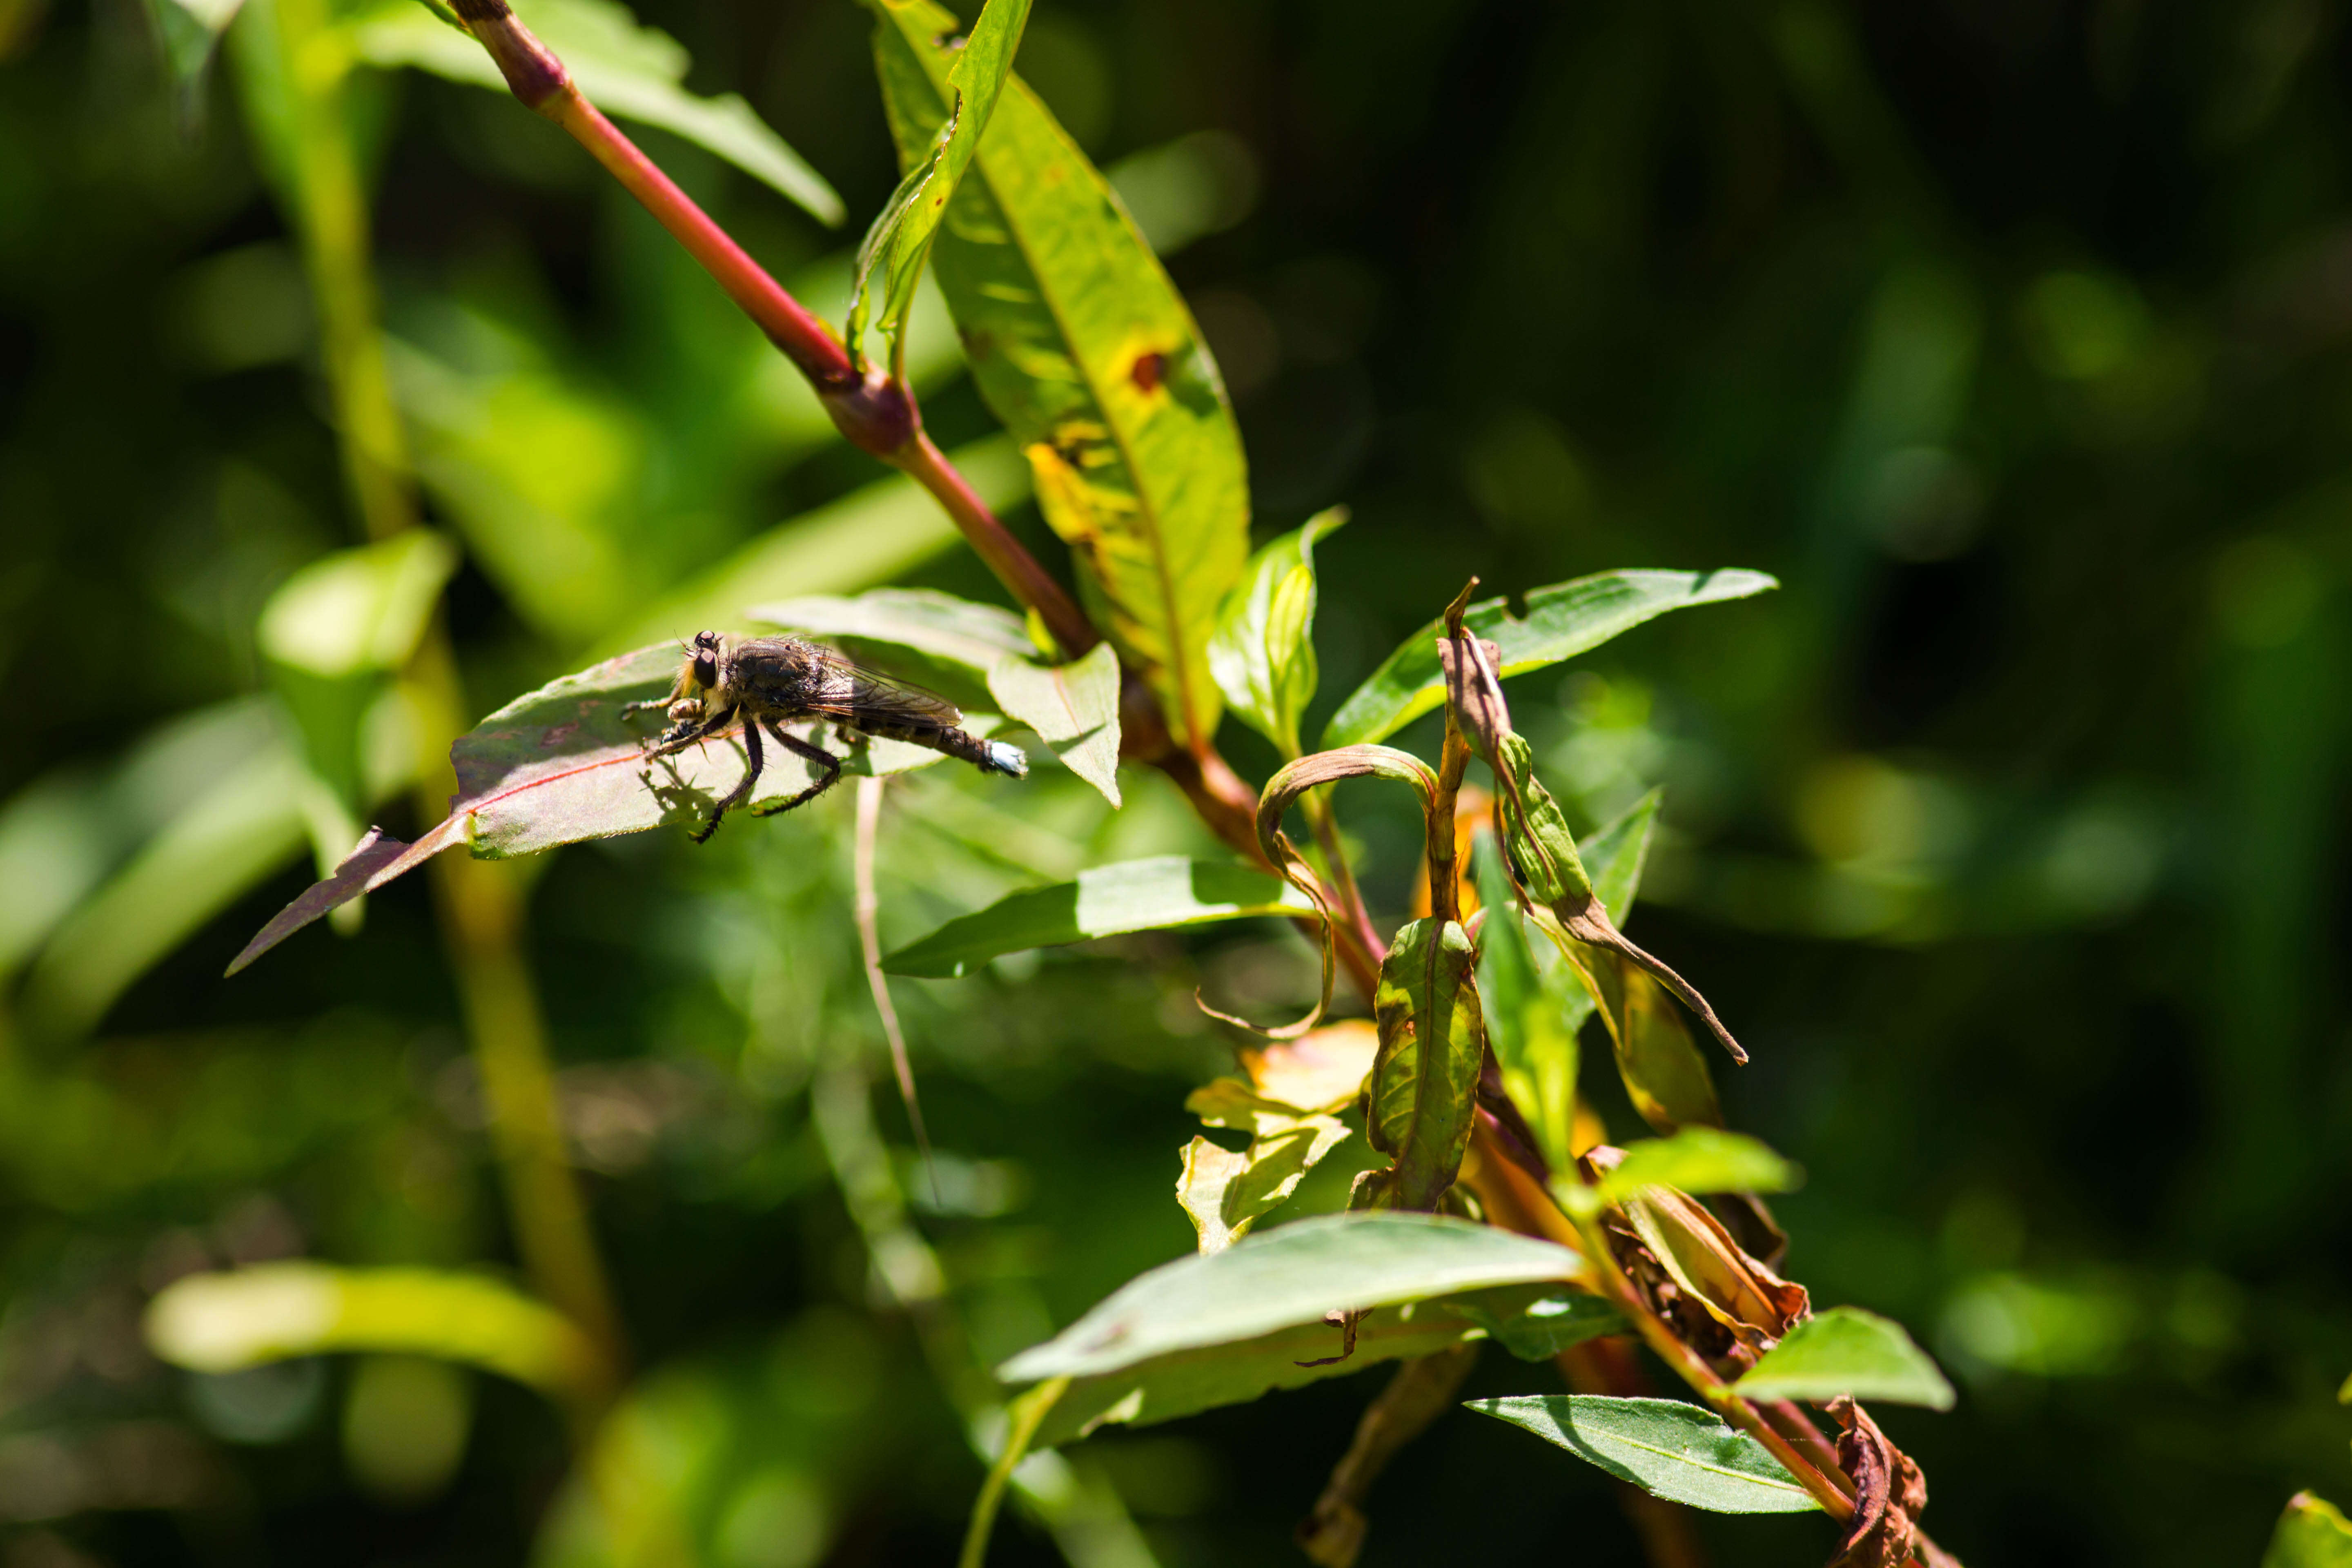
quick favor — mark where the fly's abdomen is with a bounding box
[854,720,1027,778]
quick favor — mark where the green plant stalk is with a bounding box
[267,0,408,546]
[266,0,623,1388]
[959,1375,1070,1568]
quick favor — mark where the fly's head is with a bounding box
[686,629,726,697]
[644,631,729,743]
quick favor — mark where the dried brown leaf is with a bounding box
[1827,1397,1928,1568]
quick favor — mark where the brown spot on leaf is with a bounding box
[541,722,579,748]
[1129,350,1168,393]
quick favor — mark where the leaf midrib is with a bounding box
[960,79,1208,746]
[1596,1428,1809,1495]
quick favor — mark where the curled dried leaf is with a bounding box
[1827,1397,1929,1568]
[1584,1145,1809,1367]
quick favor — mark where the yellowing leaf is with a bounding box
[867,0,1248,753]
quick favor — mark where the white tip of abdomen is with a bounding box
[985,741,1029,778]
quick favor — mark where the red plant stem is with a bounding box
[527,75,847,388]
[1762,1399,1853,1498]
[448,0,1107,645]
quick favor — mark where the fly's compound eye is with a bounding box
[692,651,718,688]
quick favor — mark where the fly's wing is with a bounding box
[792,642,964,728]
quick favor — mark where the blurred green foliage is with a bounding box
[3,0,2352,1564]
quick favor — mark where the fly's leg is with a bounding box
[641,702,729,762]
[693,712,763,844]
[751,722,844,817]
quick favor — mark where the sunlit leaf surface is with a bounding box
[1590,1128,1802,1205]
[880,855,1312,978]
[986,641,1123,806]
[1734,1305,1956,1410]
[845,0,1030,359]
[1466,1395,1822,1515]
[999,1212,1581,1383]
[2264,1492,2352,1568]
[1324,569,1778,749]
[1209,506,1344,757]
[231,644,987,972]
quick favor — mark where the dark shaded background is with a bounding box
[4,0,2352,1564]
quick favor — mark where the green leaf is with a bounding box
[22,733,310,1036]
[1537,788,1661,1035]
[1733,1306,1955,1410]
[1031,1283,1575,1450]
[999,1212,1582,1383]
[987,641,1123,807]
[880,855,1313,978]
[1466,1396,1822,1515]
[230,643,986,974]
[350,0,844,224]
[2265,1493,2352,1568]
[868,0,1250,753]
[258,530,459,677]
[1581,787,1662,926]
[1526,787,1725,1132]
[140,0,248,120]
[1362,918,1486,1212]
[1475,839,1578,1174]
[258,531,461,893]
[1590,1128,1802,1207]
[602,435,1026,655]
[145,1263,602,1396]
[1455,1294,1625,1362]
[1585,953,1723,1134]
[846,0,1031,364]
[1209,507,1346,757]
[1324,570,1779,749]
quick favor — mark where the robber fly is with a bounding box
[622,630,1027,843]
